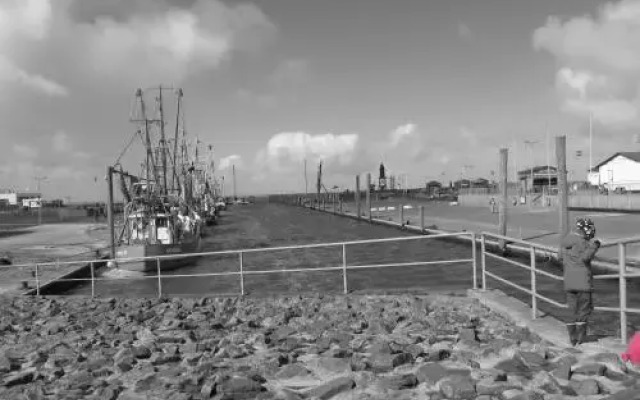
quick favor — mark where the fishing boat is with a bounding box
[105,86,208,272]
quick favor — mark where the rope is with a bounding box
[114,130,142,167]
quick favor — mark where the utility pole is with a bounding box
[355,175,361,219]
[589,112,593,178]
[304,159,308,197]
[557,136,569,260]
[366,173,372,221]
[34,176,47,225]
[546,123,551,199]
[232,164,237,201]
[106,167,115,260]
[524,140,539,200]
[499,149,508,253]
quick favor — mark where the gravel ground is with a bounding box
[0,294,638,399]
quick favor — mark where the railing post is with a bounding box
[342,244,348,294]
[239,252,245,296]
[35,264,40,296]
[619,243,628,345]
[471,233,477,290]
[420,206,425,232]
[156,257,162,298]
[90,261,95,298]
[480,235,486,290]
[530,246,537,319]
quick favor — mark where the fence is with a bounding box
[10,232,476,298]
[480,232,640,345]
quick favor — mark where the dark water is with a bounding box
[58,203,640,337]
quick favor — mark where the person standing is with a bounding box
[561,218,600,346]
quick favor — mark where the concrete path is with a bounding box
[0,224,108,293]
[342,200,640,262]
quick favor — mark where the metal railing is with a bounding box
[9,232,477,299]
[480,232,640,344]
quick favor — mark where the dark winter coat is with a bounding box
[561,232,599,292]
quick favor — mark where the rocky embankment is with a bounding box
[0,294,639,400]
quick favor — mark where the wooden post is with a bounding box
[499,148,508,252]
[355,175,361,219]
[557,136,569,260]
[399,204,404,225]
[366,173,372,221]
[106,166,116,260]
[420,205,425,231]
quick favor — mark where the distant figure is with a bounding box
[489,198,496,213]
[561,217,600,346]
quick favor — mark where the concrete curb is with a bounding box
[468,288,627,355]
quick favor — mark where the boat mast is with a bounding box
[158,86,168,195]
[136,89,156,201]
[172,89,183,194]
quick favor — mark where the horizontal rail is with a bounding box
[485,251,531,271]
[484,271,531,294]
[346,259,472,270]
[19,258,471,286]
[6,231,473,269]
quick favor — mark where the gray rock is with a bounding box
[569,379,600,396]
[573,363,607,376]
[305,377,355,400]
[2,367,36,386]
[377,374,418,390]
[439,375,476,400]
[217,375,265,400]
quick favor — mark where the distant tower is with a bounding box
[378,162,387,191]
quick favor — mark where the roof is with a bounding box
[593,152,640,170]
[517,165,557,175]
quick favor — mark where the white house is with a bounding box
[590,152,640,191]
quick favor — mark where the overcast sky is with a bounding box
[1,0,639,200]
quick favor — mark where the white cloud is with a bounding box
[0,0,276,95]
[219,154,242,171]
[389,123,416,147]
[0,0,68,97]
[12,144,38,159]
[52,131,70,152]
[457,22,472,40]
[459,126,478,145]
[533,0,640,128]
[75,1,275,85]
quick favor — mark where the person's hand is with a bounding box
[593,239,601,247]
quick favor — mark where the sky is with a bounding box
[1,0,640,200]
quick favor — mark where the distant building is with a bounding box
[517,166,557,193]
[425,180,442,195]
[0,189,42,206]
[590,152,640,191]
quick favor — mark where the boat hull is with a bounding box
[115,238,202,273]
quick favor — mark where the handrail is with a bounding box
[479,232,640,345]
[6,231,470,269]
[17,232,477,306]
